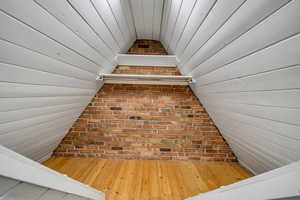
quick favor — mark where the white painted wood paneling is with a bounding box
[160,0,171,43]
[162,0,300,174]
[0,83,96,98]
[68,0,120,52]
[0,63,96,89]
[39,189,67,200]
[152,0,164,40]
[183,0,290,73]
[0,108,84,134]
[0,176,19,196]
[0,102,86,125]
[34,0,116,62]
[120,0,136,41]
[193,33,300,86]
[0,176,95,200]
[1,117,77,155]
[129,0,164,40]
[191,0,300,77]
[0,96,91,112]
[69,0,135,53]
[0,39,95,81]
[0,145,104,199]
[166,0,197,54]
[142,0,154,39]
[178,0,246,66]
[161,0,183,51]
[1,182,47,200]
[194,65,300,95]
[130,0,144,39]
[107,0,132,39]
[0,11,100,74]
[0,0,113,69]
[198,89,300,109]
[91,0,126,49]
[202,98,300,126]
[172,0,218,56]
[0,0,137,161]
[212,115,300,163]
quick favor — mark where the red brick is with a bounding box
[54,40,236,162]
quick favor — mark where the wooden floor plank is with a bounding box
[43,158,252,200]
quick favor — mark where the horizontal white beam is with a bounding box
[97,74,193,85]
[100,74,192,80]
[116,54,178,66]
[0,145,104,200]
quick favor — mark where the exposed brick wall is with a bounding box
[53,40,236,161]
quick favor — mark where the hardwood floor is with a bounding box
[43,157,252,200]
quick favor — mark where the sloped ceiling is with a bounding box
[160,0,300,174]
[1,0,300,175]
[0,0,135,161]
[129,0,163,40]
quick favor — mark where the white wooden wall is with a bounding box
[161,0,300,174]
[0,0,136,161]
[129,0,163,40]
[0,176,94,200]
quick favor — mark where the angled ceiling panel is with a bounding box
[0,0,135,161]
[129,0,163,40]
[161,0,300,174]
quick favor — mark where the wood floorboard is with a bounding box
[43,158,252,200]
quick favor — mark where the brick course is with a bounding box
[113,65,181,75]
[53,40,236,161]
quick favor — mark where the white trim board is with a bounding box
[116,54,178,66]
[0,145,104,200]
[97,73,193,85]
[186,160,300,200]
